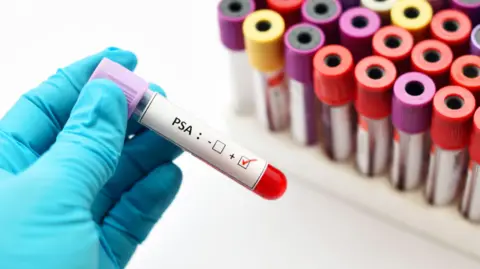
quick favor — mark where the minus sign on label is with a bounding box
[208,141,211,144]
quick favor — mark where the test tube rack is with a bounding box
[225,110,480,261]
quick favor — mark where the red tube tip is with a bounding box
[253,164,287,200]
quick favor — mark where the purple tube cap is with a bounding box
[89,58,148,118]
[218,0,256,50]
[284,23,325,83]
[301,0,342,25]
[339,7,380,38]
[392,72,436,133]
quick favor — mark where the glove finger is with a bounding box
[0,47,137,156]
[23,79,128,207]
[91,83,182,223]
[101,163,182,268]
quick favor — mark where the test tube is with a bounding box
[301,0,343,44]
[89,58,288,200]
[355,55,397,176]
[218,0,256,115]
[391,0,433,42]
[243,9,290,132]
[460,107,480,222]
[411,39,453,89]
[372,25,414,75]
[450,0,480,26]
[285,23,325,145]
[313,45,356,161]
[430,9,472,58]
[90,58,287,199]
[471,24,480,56]
[425,86,475,205]
[390,72,435,191]
[360,0,396,25]
[450,55,480,104]
[266,0,303,28]
[339,7,381,63]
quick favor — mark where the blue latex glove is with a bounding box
[0,47,183,269]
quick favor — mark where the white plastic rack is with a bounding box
[224,111,480,262]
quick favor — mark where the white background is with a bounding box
[0,0,480,268]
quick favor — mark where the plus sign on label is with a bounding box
[230,153,236,159]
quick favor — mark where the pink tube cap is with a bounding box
[89,58,148,118]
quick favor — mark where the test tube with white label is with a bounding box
[425,86,475,206]
[460,107,480,222]
[390,72,435,191]
[243,9,290,132]
[218,0,256,115]
[354,55,397,176]
[284,23,325,145]
[89,58,288,200]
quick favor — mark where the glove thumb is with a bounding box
[23,79,128,207]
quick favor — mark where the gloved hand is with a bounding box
[0,47,183,269]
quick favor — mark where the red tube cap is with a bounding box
[411,39,453,89]
[430,9,471,57]
[450,55,480,104]
[313,44,355,106]
[355,55,397,119]
[267,0,303,27]
[431,85,476,150]
[373,25,414,75]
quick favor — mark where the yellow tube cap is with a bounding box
[243,9,285,72]
[391,0,432,41]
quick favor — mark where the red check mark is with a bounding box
[241,159,257,165]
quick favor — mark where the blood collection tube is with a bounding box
[89,58,288,200]
[243,9,290,132]
[301,0,342,44]
[266,0,303,28]
[411,39,453,89]
[360,0,396,25]
[391,0,433,42]
[218,0,256,115]
[450,0,480,26]
[425,86,475,205]
[390,72,435,191]
[313,45,356,161]
[460,107,480,222]
[450,55,480,104]
[339,7,381,63]
[430,9,472,58]
[355,55,397,176]
[471,24,480,56]
[372,26,414,75]
[285,23,325,145]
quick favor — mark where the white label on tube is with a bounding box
[229,50,254,115]
[139,93,268,189]
[252,69,289,131]
[356,117,369,175]
[289,79,307,144]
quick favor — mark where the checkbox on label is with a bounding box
[238,156,251,169]
[212,140,225,154]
